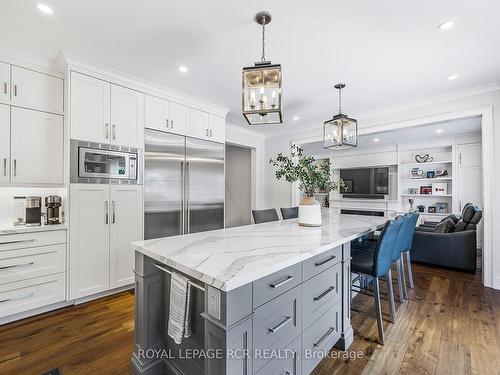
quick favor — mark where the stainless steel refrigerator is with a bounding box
[144,128,224,240]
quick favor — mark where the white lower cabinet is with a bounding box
[109,185,143,288]
[70,184,143,300]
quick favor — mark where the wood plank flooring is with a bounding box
[1,264,500,375]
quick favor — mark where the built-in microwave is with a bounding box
[70,140,142,184]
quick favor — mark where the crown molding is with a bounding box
[225,123,266,139]
[59,52,230,117]
[0,46,63,78]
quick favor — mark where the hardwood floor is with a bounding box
[1,264,499,375]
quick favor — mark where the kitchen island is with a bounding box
[131,211,387,375]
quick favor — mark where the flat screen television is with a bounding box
[340,167,389,199]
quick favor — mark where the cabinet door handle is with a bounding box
[313,286,335,301]
[13,159,16,177]
[209,129,212,138]
[112,124,116,140]
[315,255,336,267]
[112,201,116,223]
[3,82,6,94]
[3,158,6,176]
[171,120,174,129]
[270,275,294,289]
[313,327,335,348]
[105,201,109,224]
[105,123,109,139]
[13,84,17,97]
[0,261,34,270]
[0,292,34,304]
[268,316,292,333]
[205,128,209,137]
[166,118,169,129]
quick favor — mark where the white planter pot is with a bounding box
[298,197,322,227]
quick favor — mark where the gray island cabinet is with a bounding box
[131,211,387,375]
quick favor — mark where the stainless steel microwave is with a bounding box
[70,140,142,184]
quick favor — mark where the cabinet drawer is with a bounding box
[303,262,341,329]
[255,335,301,375]
[0,273,65,318]
[253,286,302,354]
[302,245,342,282]
[0,244,66,284]
[253,263,301,308]
[302,301,341,375]
[0,230,66,252]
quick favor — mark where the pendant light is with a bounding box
[242,11,283,125]
[323,83,358,149]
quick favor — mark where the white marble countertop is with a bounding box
[0,223,67,236]
[132,210,388,291]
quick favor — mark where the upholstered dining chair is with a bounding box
[252,208,280,224]
[280,207,299,220]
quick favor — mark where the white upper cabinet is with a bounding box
[0,62,10,103]
[169,102,189,136]
[71,72,111,144]
[109,185,143,289]
[208,114,226,143]
[110,84,143,148]
[10,107,63,184]
[190,108,209,140]
[11,66,63,114]
[144,94,169,132]
[458,143,482,167]
[0,104,10,183]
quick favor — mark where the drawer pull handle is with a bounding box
[313,286,335,302]
[314,255,336,267]
[268,316,292,334]
[0,239,35,246]
[313,327,335,348]
[0,262,34,270]
[0,292,34,304]
[270,275,294,289]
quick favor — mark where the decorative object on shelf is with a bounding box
[269,145,344,226]
[410,167,425,179]
[408,187,419,195]
[417,204,426,213]
[323,83,358,150]
[415,154,434,163]
[408,198,415,211]
[342,179,353,193]
[428,206,437,214]
[420,186,433,195]
[432,182,448,196]
[426,170,436,179]
[436,202,449,214]
[242,11,282,125]
[435,169,449,178]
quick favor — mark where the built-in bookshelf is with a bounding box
[398,145,453,215]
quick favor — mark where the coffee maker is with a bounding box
[25,196,42,227]
[45,195,62,225]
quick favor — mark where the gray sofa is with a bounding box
[411,204,482,273]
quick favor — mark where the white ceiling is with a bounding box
[2,1,499,136]
[301,116,482,156]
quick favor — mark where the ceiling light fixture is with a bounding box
[242,11,282,125]
[178,65,188,73]
[448,74,458,81]
[293,116,300,121]
[436,129,444,134]
[438,20,455,31]
[374,138,380,142]
[37,3,53,15]
[323,83,358,150]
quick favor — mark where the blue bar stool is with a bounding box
[401,212,419,290]
[351,218,402,344]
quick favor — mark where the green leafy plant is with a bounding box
[269,144,345,197]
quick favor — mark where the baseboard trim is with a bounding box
[493,276,500,290]
[0,300,73,325]
[74,284,134,305]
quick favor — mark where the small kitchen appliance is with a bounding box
[45,195,62,224]
[25,196,42,227]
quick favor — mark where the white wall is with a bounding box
[264,87,500,288]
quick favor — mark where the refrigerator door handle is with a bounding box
[180,161,185,234]
[186,161,190,234]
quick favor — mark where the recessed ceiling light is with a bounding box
[438,20,455,31]
[178,65,188,73]
[292,116,300,121]
[436,129,444,134]
[373,138,380,142]
[448,74,458,81]
[37,3,53,15]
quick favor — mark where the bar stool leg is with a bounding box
[397,258,408,301]
[405,251,415,288]
[386,270,396,323]
[373,277,385,344]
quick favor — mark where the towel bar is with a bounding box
[154,264,206,292]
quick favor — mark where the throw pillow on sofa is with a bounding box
[435,218,456,233]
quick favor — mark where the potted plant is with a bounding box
[269,145,344,226]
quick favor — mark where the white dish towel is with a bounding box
[167,272,192,344]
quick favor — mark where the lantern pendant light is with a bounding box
[242,11,283,125]
[323,83,358,149]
